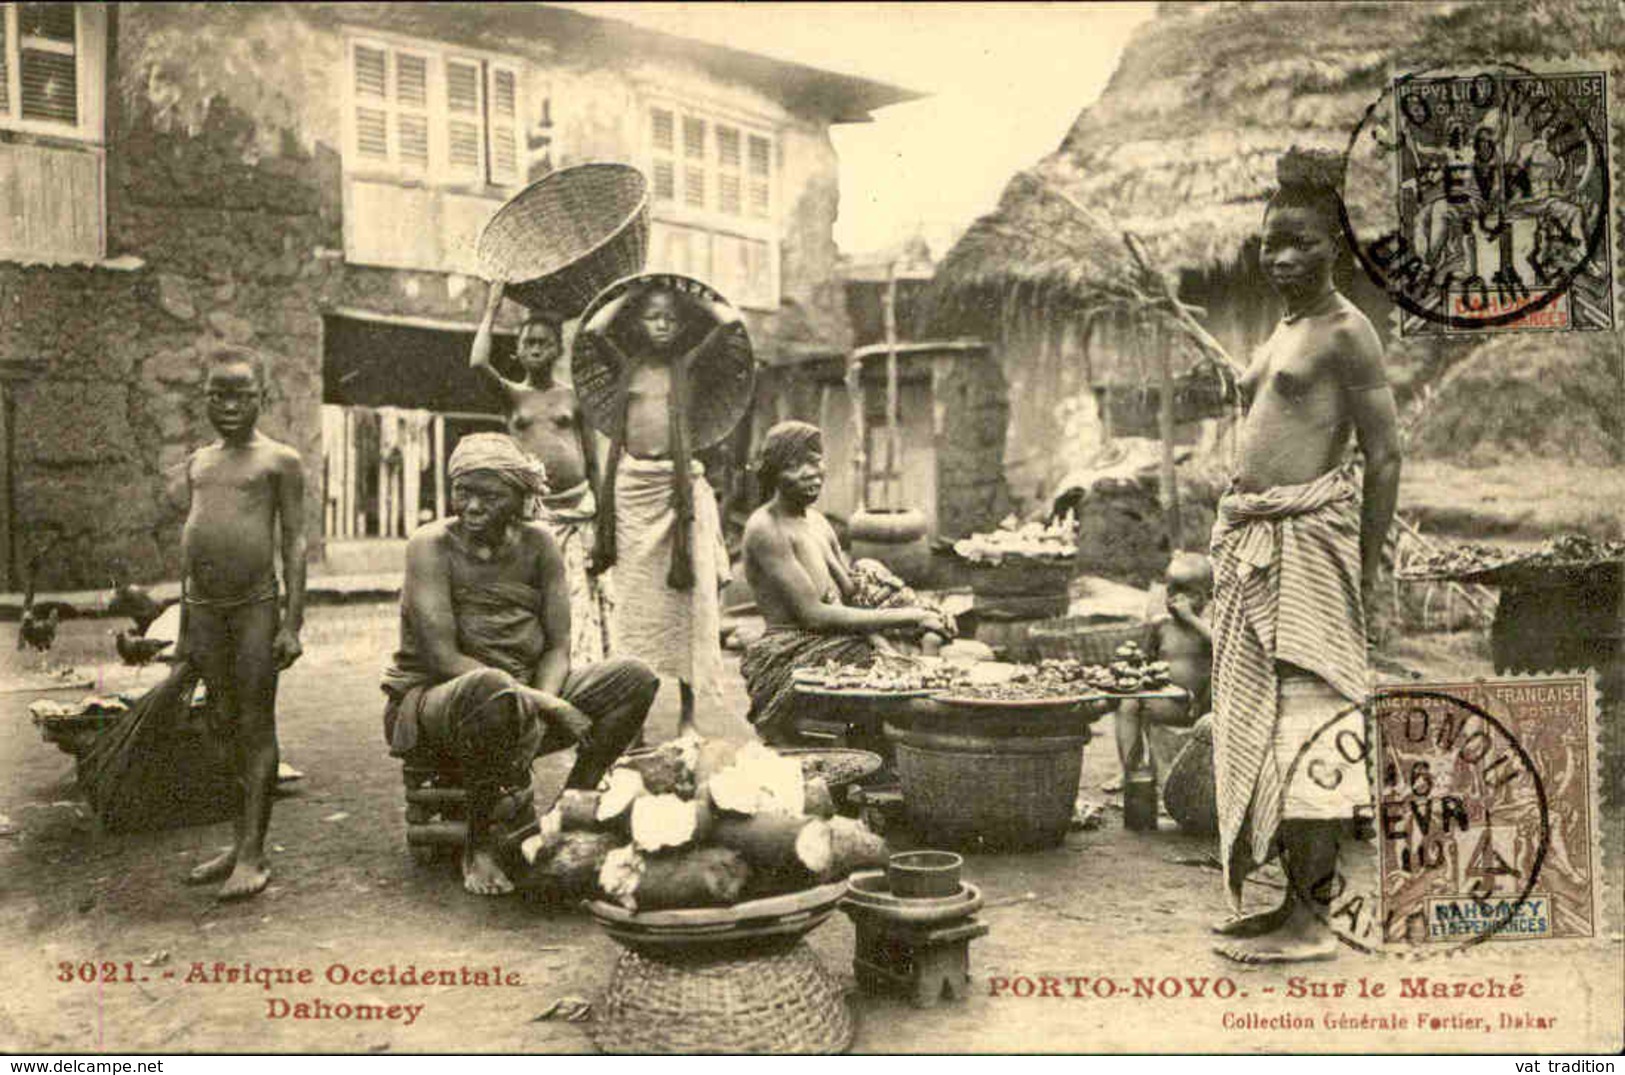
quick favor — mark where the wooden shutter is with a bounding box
[682,115,705,208]
[445,58,482,178]
[748,134,771,218]
[717,124,741,216]
[650,107,675,202]
[485,63,518,185]
[0,11,10,115]
[353,43,388,161]
[17,2,77,126]
[394,51,429,171]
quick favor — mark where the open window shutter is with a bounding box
[394,51,429,171]
[0,11,10,116]
[748,134,771,218]
[445,58,482,179]
[353,43,388,161]
[486,64,518,185]
[682,115,706,209]
[18,2,76,126]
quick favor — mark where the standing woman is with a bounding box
[1208,148,1402,963]
[470,282,613,663]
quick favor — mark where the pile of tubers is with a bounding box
[518,736,889,912]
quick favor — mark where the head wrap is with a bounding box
[757,421,823,497]
[447,433,550,520]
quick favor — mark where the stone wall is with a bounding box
[931,349,1010,539]
[4,2,858,590]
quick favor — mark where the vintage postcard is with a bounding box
[1,0,1621,1060]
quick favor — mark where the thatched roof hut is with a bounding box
[929,0,1625,508]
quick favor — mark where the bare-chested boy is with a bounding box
[1114,551,1213,780]
[470,282,611,662]
[176,346,307,900]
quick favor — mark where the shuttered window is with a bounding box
[1,3,105,140]
[644,98,778,309]
[0,4,107,265]
[346,36,520,189]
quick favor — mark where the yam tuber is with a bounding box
[820,816,889,881]
[630,792,713,853]
[596,766,646,828]
[707,742,806,816]
[521,807,566,865]
[598,844,644,909]
[802,775,836,819]
[617,748,695,798]
[711,814,832,876]
[520,830,621,899]
[556,789,602,831]
[631,846,751,911]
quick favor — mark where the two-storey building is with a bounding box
[0,2,915,589]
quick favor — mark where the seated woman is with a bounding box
[380,433,658,896]
[740,421,953,743]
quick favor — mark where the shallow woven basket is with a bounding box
[964,558,1075,599]
[475,163,649,320]
[1027,615,1151,665]
[591,942,853,1055]
[892,733,1086,851]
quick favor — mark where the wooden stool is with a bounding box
[402,765,534,865]
[840,904,988,1007]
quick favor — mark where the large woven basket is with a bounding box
[591,942,853,1055]
[1027,615,1151,665]
[475,163,649,320]
[571,272,756,450]
[886,722,1086,851]
[964,558,1075,599]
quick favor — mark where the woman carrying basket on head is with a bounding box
[470,282,613,663]
[577,277,757,744]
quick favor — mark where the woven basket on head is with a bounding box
[1028,615,1151,665]
[571,272,756,451]
[476,163,649,321]
[591,942,853,1055]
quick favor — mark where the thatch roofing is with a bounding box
[936,0,1625,295]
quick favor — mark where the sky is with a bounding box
[553,2,1155,259]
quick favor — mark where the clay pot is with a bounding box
[849,507,931,586]
[887,850,963,898]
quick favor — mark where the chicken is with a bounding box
[115,630,173,668]
[17,553,62,655]
[107,582,177,638]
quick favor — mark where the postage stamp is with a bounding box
[1339,62,1617,337]
[1281,673,1601,956]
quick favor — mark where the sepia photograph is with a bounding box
[0,1,1620,1058]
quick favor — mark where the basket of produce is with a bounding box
[1027,614,1151,665]
[954,515,1078,598]
[476,163,649,320]
[525,736,891,953]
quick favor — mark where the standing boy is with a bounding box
[177,346,307,900]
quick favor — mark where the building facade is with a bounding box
[0,2,913,590]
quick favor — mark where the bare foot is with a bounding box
[217,858,270,901]
[186,848,236,885]
[1211,902,1292,938]
[1213,934,1340,964]
[463,847,514,896]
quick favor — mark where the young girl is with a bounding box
[585,281,753,741]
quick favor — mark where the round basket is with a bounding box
[475,163,649,320]
[571,272,756,451]
[778,748,885,793]
[1027,615,1151,665]
[964,558,1076,599]
[885,721,1086,851]
[591,941,853,1055]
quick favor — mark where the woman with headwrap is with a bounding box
[380,433,658,896]
[741,421,954,742]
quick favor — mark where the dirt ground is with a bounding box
[2,604,1620,1055]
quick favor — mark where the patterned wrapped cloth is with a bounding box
[541,480,613,664]
[1209,462,1370,911]
[742,630,876,741]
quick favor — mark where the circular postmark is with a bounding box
[1277,687,1550,958]
[1338,61,1612,333]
